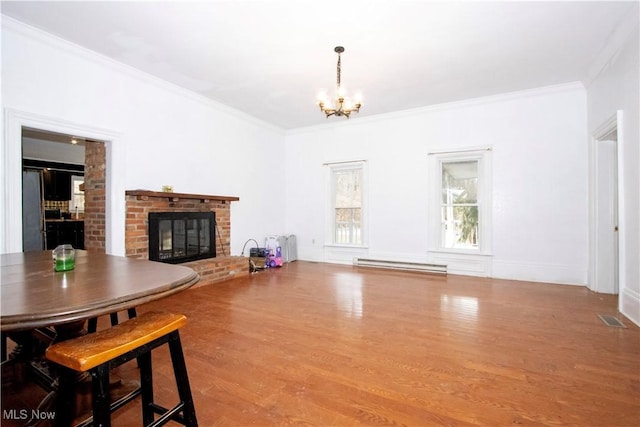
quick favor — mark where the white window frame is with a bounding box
[71,175,85,213]
[428,148,492,256]
[325,160,368,248]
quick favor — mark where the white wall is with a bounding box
[1,17,286,256]
[586,12,639,325]
[2,15,623,296]
[285,84,589,285]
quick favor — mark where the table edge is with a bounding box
[1,271,200,332]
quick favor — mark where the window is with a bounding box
[429,149,491,254]
[329,162,365,245]
[71,175,85,213]
[441,160,478,249]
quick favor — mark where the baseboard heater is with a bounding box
[353,258,447,275]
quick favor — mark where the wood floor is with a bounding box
[3,261,640,426]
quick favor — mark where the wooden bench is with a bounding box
[46,311,197,427]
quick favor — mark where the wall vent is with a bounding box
[353,258,447,275]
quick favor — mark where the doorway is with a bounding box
[22,128,88,250]
[3,109,120,255]
[590,115,620,294]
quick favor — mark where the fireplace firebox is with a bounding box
[148,212,216,264]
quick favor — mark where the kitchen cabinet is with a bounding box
[43,170,72,201]
[46,221,84,250]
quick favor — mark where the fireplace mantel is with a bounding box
[126,190,239,204]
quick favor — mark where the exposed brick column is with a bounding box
[84,141,106,253]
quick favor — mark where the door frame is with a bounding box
[2,109,125,255]
[588,111,625,296]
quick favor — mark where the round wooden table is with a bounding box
[1,250,200,423]
[1,250,200,332]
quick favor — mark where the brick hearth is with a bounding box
[125,190,248,287]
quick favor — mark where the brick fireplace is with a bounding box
[125,190,248,287]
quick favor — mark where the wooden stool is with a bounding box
[45,311,198,427]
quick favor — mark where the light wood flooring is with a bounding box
[3,261,639,426]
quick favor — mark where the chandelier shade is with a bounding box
[317,46,362,119]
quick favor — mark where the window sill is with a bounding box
[429,248,493,257]
[324,244,369,249]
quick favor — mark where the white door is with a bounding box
[593,130,618,294]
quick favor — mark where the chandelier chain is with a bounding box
[337,52,341,88]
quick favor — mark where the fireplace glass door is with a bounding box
[149,212,215,263]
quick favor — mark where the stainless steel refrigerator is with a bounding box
[22,169,45,251]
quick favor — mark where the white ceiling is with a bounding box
[2,1,636,130]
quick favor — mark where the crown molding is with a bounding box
[286,81,585,136]
[1,15,285,134]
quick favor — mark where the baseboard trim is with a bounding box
[620,287,640,327]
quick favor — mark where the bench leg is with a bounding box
[54,366,76,427]
[90,364,112,427]
[87,318,98,333]
[138,351,155,425]
[109,313,119,327]
[168,332,198,427]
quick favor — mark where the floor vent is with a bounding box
[353,258,447,275]
[598,314,626,328]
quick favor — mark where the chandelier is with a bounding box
[317,46,362,119]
